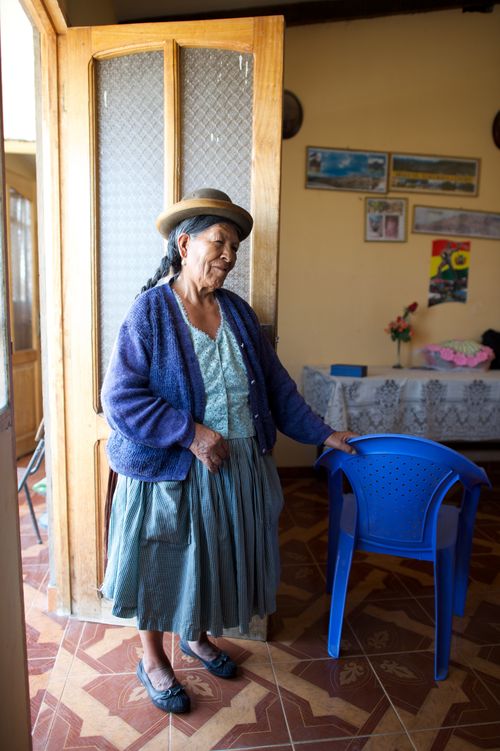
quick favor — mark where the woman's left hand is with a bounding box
[324,431,359,455]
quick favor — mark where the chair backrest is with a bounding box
[17,431,45,492]
[316,434,490,555]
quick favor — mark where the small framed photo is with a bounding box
[306,147,388,193]
[389,152,480,196]
[365,198,408,242]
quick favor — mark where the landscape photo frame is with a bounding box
[413,205,500,240]
[306,147,389,194]
[389,152,480,196]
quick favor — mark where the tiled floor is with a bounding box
[19,456,500,750]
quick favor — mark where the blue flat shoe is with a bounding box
[179,639,237,678]
[136,660,190,713]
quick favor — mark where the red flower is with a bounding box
[385,302,418,343]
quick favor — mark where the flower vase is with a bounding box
[393,339,403,369]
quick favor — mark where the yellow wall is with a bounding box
[274,7,500,466]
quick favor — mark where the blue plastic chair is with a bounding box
[315,434,491,680]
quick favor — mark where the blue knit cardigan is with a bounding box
[101,282,333,481]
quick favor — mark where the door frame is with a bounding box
[20,0,71,613]
[19,3,284,620]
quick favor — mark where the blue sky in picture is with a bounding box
[308,149,386,178]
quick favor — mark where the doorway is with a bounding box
[1,0,43,460]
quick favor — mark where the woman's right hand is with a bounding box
[189,423,230,473]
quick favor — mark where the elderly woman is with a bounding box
[101,188,356,714]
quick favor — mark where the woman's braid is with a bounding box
[139,255,170,295]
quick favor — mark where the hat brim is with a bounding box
[156,197,253,240]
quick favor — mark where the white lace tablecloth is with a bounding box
[302,366,500,441]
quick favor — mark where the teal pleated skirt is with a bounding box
[101,437,284,639]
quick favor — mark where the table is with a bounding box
[302,366,500,441]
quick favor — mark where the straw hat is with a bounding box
[156,188,253,240]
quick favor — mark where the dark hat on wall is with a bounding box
[156,188,253,240]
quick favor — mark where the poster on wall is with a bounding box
[365,198,407,242]
[306,147,388,193]
[428,239,471,307]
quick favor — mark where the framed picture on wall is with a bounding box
[306,147,389,193]
[365,198,408,242]
[389,153,480,196]
[413,205,500,240]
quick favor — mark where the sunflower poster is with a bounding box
[428,239,471,307]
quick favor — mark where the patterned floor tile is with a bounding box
[61,618,85,656]
[272,657,406,743]
[22,538,49,565]
[344,558,412,604]
[26,609,68,660]
[306,528,329,564]
[466,644,500,704]
[369,651,500,731]
[170,663,290,750]
[269,593,362,662]
[43,657,169,749]
[76,621,145,673]
[213,746,293,751]
[284,492,329,529]
[387,560,435,600]
[278,507,296,535]
[23,564,49,593]
[410,723,500,750]
[280,538,316,566]
[347,598,435,656]
[472,522,500,551]
[467,554,500,590]
[451,596,500,650]
[29,658,56,724]
[20,461,500,749]
[293,736,415,750]
[32,691,59,751]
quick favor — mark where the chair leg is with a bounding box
[328,528,355,658]
[454,486,480,617]
[326,471,344,594]
[434,542,455,681]
[24,486,43,545]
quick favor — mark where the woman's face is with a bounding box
[179,222,240,291]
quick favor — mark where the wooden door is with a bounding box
[58,17,284,620]
[0,81,32,751]
[5,167,42,457]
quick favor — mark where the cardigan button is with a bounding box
[240,342,245,348]
[250,379,256,385]
[261,448,267,455]
[254,413,259,419]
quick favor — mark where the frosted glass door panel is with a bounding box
[95,51,164,382]
[9,188,33,351]
[180,48,253,302]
